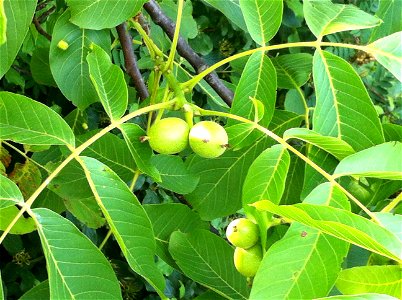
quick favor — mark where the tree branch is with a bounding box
[143,0,234,106]
[116,22,150,101]
[33,17,51,41]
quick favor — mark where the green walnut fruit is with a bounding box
[148,117,189,154]
[189,121,228,158]
[234,244,263,277]
[226,218,259,249]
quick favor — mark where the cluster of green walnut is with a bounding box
[147,117,228,158]
[226,218,263,278]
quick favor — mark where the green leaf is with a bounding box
[239,0,283,45]
[370,0,402,42]
[301,146,338,199]
[49,160,105,229]
[272,53,313,89]
[336,266,402,298]
[281,149,305,205]
[186,110,303,220]
[77,130,137,182]
[30,47,57,87]
[144,203,208,267]
[50,10,111,110]
[250,183,350,300]
[0,206,36,234]
[315,293,399,300]
[226,123,263,151]
[87,44,128,121]
[383,124,402,142]
[254,201,402,262]
[284,89,306,115]
[0,0,6,45]
[169,229,250,299]
[0,0,36,78]
[284,128,356,160]
[0,269,3,300]
[374,212,402,242]
[160,0,198,40]
[9,161,41,199]
[119,123,161,182]
[151,154,199,194]
[368,32,402,82]
[66,0,147,30]
[229,51,277,127]
[0,92,75,146]
[19,280,49,300]
[333,142,402,180]
[0,174,23,208]
[32,208,122,300]
[201,0,247,31]
[313,50,384,151]
[243,144,290,214]
[79,156,166,297]
[304,0,382,38]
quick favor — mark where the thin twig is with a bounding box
[143,0,234,106]
[33,17,51,41]
[116,22,150,101]
[38,6,56,23]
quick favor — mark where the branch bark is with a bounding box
[33,17,52,41]
[143,0,234,106]
[116,22,150,101]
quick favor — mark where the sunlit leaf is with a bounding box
[370,0,402,42]
[0,92,75,146]
[250,183,350,299]
[0,174,23,208]
[315,293,399,300]
[87,44,128,121]
[0,0,6,45]
[333,142,402,180]
[304,0,382,38]
[66,0,147,30]
[239,0,283,45]
[336,266,402,298]
[79,156,166,296]
[254,201,402,261]
[32,208,122,300]
[50,10,111,110]
[243,144,290,216]
[0,206,36,234]
[0,0,36,78]
[368,32,402,82]
[229,51,277,127]
[313,50,384,151]
[284,128,355,160]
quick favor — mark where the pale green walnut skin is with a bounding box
[234,244,263,277]
[148,117,189,154]
[189,121,228,158]
[226,218,259,249]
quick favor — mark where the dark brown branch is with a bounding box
[143,0,234,106]
[116,22,150,100]
[33,17,51,41]
[38,6,56,23]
